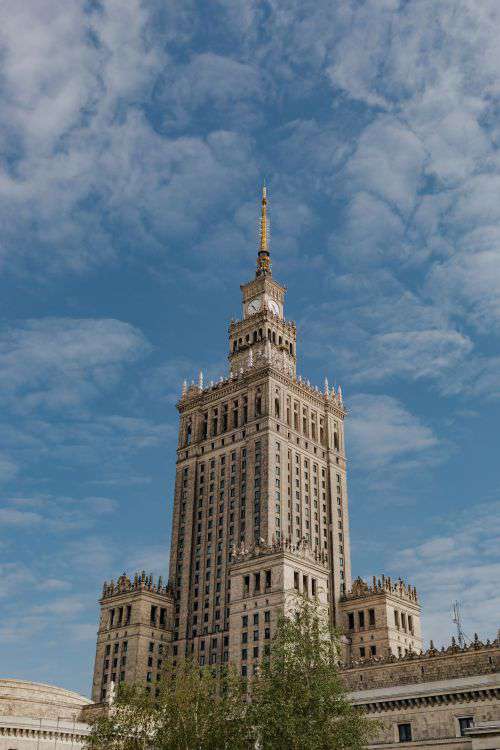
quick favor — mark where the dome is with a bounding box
[0,679,91,721]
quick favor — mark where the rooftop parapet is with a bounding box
[341,575,418,604]
[101,571,173,600]
[230,536,329,569]
[178,369,345,409]
[341,631,500,671]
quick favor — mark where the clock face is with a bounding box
[247,297,262,315]
[268,299,280,315]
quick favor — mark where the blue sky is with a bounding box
[1,0,499,696]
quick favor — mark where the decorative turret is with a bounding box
[92,571,174,704]
[339,574,423,663]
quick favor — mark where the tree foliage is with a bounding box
[88,659,249,750]
[249,595,377,750]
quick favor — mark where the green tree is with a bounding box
[249,595,377,750]
[88,659,249,750]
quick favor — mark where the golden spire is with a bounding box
[260,184,268,252]
[256,183,271,277]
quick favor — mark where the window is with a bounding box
[358,611,365,629]
[368,608,375,627]
[398,724,412,742]
[347,612,355,630]
[458,718,473,736]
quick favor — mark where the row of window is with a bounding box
[108,605,131,628]
[232,327,294,356]
[183,391,263,447]
[293,571,320,597]
[347,609,376,631]
[396,717,473,742]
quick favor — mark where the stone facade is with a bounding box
[228,540,330,675]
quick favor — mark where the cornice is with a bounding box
[178,364,346,416]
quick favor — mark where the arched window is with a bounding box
[290,342,294,356]
[275,398,280,418]
[186,420,192,446]
[272,331,276,344]
[253,330,258,342]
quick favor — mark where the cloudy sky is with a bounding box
[1,0,499,696]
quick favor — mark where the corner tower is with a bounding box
[170,187,352,669]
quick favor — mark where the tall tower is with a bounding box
[169,187,352,669]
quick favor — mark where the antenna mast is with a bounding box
[452,601,466,647]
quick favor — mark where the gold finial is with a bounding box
[257,183,271,277]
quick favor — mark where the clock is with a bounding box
[268,299,280,316]
[247,297,262,315]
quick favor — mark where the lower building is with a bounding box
[344,638,500,749]
[0,679,91,750]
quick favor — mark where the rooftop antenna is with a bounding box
[452,601,467,648]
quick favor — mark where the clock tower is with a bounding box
[229,187,296,378]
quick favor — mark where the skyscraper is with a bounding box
[169,186,352,669]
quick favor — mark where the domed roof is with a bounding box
[0,678,91,721]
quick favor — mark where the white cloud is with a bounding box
[391,501,500,645]
[0,494,119,537]
[0,1,257,276]
[0,562,34,598]
[345,117,426,218]
[0,318,150,413]
[0,508,43,526]
[346,394,439,473]
[349,330,473,384]
[427,249,500,333]
[0,454,18,485]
